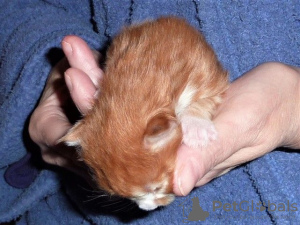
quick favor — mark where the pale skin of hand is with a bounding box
[29,36,103,176]
[174,63,300,195]
[29,36,300,196]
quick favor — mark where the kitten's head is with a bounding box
[62,108,181,211]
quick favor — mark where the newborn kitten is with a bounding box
[62,17,228,211]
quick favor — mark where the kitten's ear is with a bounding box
[144,113,178,151]
[59,122,83,147]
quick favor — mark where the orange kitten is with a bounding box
[62,17,228,211]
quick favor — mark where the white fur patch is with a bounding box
[175,84,197,117]
[135,193,158,211]
[65,140,81,147]
[131,180,174,211]
[133,193,175,211]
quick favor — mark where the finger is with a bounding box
[62,35,103,87]
[65,68,97,114]
[29,105,71,147]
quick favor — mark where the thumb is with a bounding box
[173,144,204,196]
[173,119,239,196]
[29,104,71,148]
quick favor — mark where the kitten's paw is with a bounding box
[181,115,217,148]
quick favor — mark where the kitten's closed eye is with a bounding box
[62,16,228,211]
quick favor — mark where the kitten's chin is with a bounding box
[133,193,175,211]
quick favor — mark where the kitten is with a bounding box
[62,17,228,211]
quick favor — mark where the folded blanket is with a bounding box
[1,0,299,224]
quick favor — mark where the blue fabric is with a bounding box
[4,153,39,189]
[1,0,300,224]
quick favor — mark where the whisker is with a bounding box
[76,183,100,193]
[112,201,137,212]
[99,199,125,208]
[75,184,138,213]
[83,194,109,203]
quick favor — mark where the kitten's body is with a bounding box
[63,17,228,211]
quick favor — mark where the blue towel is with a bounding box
[1,1,300,224]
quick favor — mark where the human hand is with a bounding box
[29,36,300,197]
[29,36,103,176]
[173,62,300,196]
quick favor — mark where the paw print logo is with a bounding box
[256,202,266,211]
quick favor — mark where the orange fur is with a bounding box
[62,17,228,210]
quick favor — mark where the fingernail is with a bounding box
[177,163,197,196]
[62,41,73,54]
[65,73,73,91]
